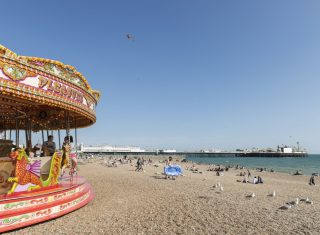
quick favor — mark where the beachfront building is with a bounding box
[159,149,177,153]
[80,144,146,153]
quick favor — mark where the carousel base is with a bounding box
[0,176,94,233]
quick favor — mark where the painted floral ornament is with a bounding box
[3,64,28,81]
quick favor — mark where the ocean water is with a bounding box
[185,154,320,175]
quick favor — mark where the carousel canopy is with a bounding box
[0,45,100,131]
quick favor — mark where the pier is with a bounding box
[79,151,308,158]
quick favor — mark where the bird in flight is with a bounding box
[126,34,134,41]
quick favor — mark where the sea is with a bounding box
[185,154,320,175]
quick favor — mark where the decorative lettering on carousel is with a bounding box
[38,76,84,103]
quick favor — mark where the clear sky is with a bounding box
[1,1,320,152]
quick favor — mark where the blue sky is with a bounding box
[2,1,320,152]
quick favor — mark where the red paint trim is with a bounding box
[0,176,86,202]
[0,187,94,233]
[0,183,90,218]
[0,185,60,201]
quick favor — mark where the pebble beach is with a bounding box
[4,156,320,235]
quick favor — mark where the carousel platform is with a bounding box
[0,176,94,233]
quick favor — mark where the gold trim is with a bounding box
[0,44,100,103]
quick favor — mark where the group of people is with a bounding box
[135,157,153,171]
[27,135,75,158]
[25,135,77,176]
[240,169,252,178]
[208,165,229,173]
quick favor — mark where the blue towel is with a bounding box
[164,165,183,176]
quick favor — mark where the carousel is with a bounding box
[0,45,100,233]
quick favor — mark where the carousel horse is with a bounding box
[61,143,78,179]
[61,143,70,176]
[7,149,61,194]
[69,152,78,180]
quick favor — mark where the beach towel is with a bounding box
[164,165,183,176]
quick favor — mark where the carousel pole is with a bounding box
[74,116,78,153]
[25,117,29,149]
[29,119,32,147]
[15,116,19,148]
[41,130,44,143]
[2,120,6,139]
[65,111,70,140]
[58,129,61,149]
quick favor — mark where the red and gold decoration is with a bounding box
[0,44,100,130]
[0,45,98,232]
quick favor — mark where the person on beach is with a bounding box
[165,156,177,180]
[294,170,302,175]
[253,176,258,184]
[257,176,263,184]
[135,158,143,171]
[309,175,316,185]
[247,169,251,178]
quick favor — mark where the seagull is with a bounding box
[279,204,292,210]
[306,200,314,205]
[246,192,255,198]
[268,191,276,197]
[288,198,300,206]
[126,34,134,40]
